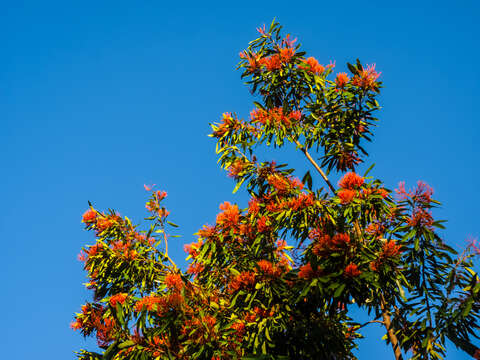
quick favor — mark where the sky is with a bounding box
[1,1,479,358]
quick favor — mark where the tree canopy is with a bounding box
[72,21,480,360]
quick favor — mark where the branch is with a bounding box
[380,293,404,360]
[293,138,336,193]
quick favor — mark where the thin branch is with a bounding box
[357,319,385,329]
[293,138,336,193]
[380,293,404,360]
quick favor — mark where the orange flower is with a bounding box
[82,209,97,224]
[216,202,240,227]
[134,295,166,312]
[351,64,381,90]
[257,216,270,233]
[260,54,282,71]
[338,172,364,189]
[109,293,128,307]
[228,158,247,178]
[256,259,281,277]
[338,189,356,204]
[279,46,295,63]
[187,262,205,276]
[184,238,203,258]
[344,263,361,277]
[231,321,246,337]
[165,273,183,291]
[298,262,320,279]
[382,240,402,258]
[248,197,260,216]
[298,57,325,75]
[230,271,256,291]
[332,233,350,247]
[335,72,349,88]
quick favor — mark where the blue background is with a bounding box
[1,1,479,358]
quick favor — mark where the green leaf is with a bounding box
[233,177,246,194]
[166,221,179,228]
[334,283,346,298]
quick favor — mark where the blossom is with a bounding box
[344,263,361,277]
[338,172,364,189]
[298,262,321,279]
[134,295,166,312]
[230,271,256,291]
[351,64,381,90]
[144,184,156,191]
[335,73,349,88]
[336,151,361,172]
[187,262,205,276]
[231,321,246,337]
[109,293,128,307]
[279,46,295,63]
[216,202,240,227]
[248,197,260,216]
[382,240,402,258]
[82,209,97,224]
[165,273,183,291]
[260,54,282,71]
[396,181,433,204]
[250,107,300,128]
[407,207,434,229]
[228,158,247,178]
[338,189,356,204]
[257,216,270,233]
[184,238,203,258]
[298,57,325,75]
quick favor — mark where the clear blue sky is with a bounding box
[1,1,479,359]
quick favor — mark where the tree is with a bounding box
[72,21,480,359]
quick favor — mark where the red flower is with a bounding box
[231,321,246,337]
[338,189,356,204]
[382,240,402,258]
[338,172,364,189]
[260,54,282,71]
[298,262,320,279]
[332,233,350,247]
[351,64,381,90]
[187,262,205,276]
[248,197,260,216]
[134,295,166,312]
[216,202,240,227]
[335,73,349,88]
[344,263,361,277]
[279,46,295,63]
[165,273,183,291]
[109,293,128,307]
[257,216,270,233]
[290,110,302,121]
[228,158,247,178]
[298,57,325,75]
[230,271,256,291]
[82,209,97,224]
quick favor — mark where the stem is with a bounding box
[293,139,336,193]
[380,294,403,360]
[161,228,178,270]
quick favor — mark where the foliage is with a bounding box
[72,21,480,360]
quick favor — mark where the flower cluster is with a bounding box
[337,172,364,204]
[250,107,302,128]
[351,64,381,90]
